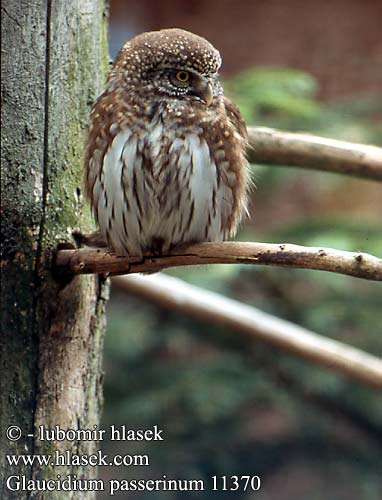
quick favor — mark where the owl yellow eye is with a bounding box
[176,71,190,83]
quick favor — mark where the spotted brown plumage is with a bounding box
[84,28,250,257]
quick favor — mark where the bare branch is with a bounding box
[112,273,382,389]
[247,127,382,181]
[54,242,382,281]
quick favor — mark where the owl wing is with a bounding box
[222,96,248,141]
[218,96,250,235]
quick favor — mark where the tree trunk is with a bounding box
[1,1,108,498]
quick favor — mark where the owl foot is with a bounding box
[72,230,108,249]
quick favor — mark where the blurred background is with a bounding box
[99,1,382,498]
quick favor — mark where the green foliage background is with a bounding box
[99,69,382,500]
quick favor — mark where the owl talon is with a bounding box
[72,230,108,249]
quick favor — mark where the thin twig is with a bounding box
[247,127,382,181]
[112,273,382,388]
[54,242,382,281]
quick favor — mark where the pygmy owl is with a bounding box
[84,28,249,257]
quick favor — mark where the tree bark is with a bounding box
[1,1,108,499]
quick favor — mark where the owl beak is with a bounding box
[194,80,214,107]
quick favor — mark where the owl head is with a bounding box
[107,28,223,106]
